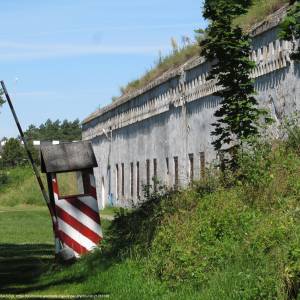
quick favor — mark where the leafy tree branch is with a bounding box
[278,1,300,61]
[0,88,5,108]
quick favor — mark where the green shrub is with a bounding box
[0,171,8,186]
[236,139,274,206]
[193,166,222,196]
[107,182,177,258]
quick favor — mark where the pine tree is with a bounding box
[200,0,270,168]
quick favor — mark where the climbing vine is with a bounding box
[200,0,270,168]
[278,0,300,61]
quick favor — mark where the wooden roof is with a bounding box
[41,141,98,173]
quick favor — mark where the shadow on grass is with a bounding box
[0,243,111,295]
[0,243,53,293]
[0,243,85,294]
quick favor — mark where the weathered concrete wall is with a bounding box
[83,8,300,208]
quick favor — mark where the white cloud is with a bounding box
[0,41,169,61]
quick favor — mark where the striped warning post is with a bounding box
[52,172,103,257]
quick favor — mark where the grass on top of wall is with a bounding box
[235,0,290,31]
[117,0,289,97]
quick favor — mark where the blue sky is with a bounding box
[0,0,206,138]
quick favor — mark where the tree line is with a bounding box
[23,119,82,142]
[0,119,82,168]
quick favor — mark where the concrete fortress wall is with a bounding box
[82,7,300,208]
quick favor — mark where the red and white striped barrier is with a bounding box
[51,172,102,257]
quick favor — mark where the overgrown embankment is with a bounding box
[26,136,300,299]
[104,138,300,299]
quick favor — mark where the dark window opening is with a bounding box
[153,158,157,191]
[121,163,125,196]
[130,162,134,197]
[189,153,194,183]
[174,156,179,188]
[116,164,119,199]
[166,157,169,175]
[136,162,140,198]
[200,152,205,178]
[146,159,150,186]
[108,165,111,195]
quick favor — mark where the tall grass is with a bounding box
[0,167,80,207]
[120,45,200,95]
[0,167,46,207]
[235,0,290,31]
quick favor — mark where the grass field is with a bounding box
[0,207,53,294]
[0,207,192,299]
